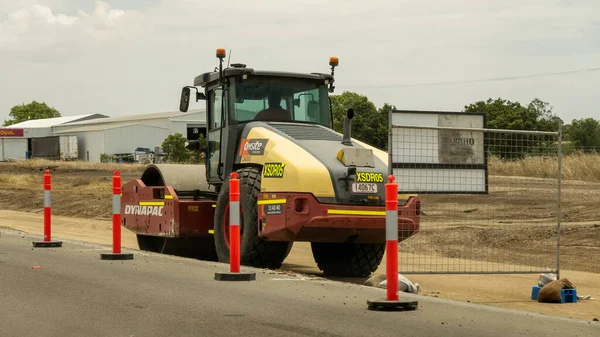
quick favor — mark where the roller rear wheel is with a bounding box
[213,167,293,269]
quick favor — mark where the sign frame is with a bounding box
[388,109,488,195]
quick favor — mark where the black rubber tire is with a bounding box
[213,167,293,269]
[311,242,385,277]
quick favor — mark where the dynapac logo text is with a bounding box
[124,205,164,216]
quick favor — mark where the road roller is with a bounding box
[120,49,421,277]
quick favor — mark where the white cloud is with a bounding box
[31,4,78,25]
[0,0,598,123]
[0,1,145,58]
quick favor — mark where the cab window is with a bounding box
[233,77,330,127]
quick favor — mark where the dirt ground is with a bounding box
[0,162,598,321]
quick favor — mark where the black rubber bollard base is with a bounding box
[100,252,134,260]
[215,272,256,281]
[367,299,419,311]
[33,241,63,248]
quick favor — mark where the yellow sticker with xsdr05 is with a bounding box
[263,163,285,178]
[356,172,384,183]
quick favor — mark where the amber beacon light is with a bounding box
[217,48,226,59]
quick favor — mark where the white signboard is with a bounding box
[389,110,487,194]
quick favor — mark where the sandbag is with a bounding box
[363,273,387,288]
[362,273,421,294]
[379,274,421,294]
[538,273,557,287]
[538,278,574,303]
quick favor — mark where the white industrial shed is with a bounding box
[0,114,108,161]
[52,109,206,162]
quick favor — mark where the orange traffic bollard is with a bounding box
[367,175,418,311]
[101,171,133,260]
[215,172,256,281]
[33,170,62,248]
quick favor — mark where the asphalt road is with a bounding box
[1,229,598,337]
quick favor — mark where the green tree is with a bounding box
[463,97,562,131]
[161,133,190,163]
[330,92,389,150]
[527,98,563,131]
[187,133,207,164]
[197,133,207,151]
[3,101,61,126]
[464,98,537,130]
[463,97,561,159]
[565,118,600,151]
[374,103,396,150]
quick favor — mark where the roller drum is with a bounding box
[140,164,215,194]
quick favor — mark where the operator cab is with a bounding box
[178,48,339,186]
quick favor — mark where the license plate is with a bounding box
[352,182,377,194]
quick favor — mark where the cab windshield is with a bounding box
[232,76,332,128]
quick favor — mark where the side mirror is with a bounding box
[180,86,207,113]
[180,87,191,112]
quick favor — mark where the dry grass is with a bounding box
[2,154,600,182]
[0,172,112,194]
[0,174,39,187]
[490,152,600,182]
[2,153,600,182]
[54,178,114,194]
[0,159,147,173]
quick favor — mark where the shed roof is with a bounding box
[55,109,204,128]
[53,122,169,134]
[168,109,206,123]
[6,114,108,128]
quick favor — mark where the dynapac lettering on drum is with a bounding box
[124,205,164,216]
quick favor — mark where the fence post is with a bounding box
[556,122,563,280]
[367,175,418,311]
[101,170,133,260]
[33,170,62,248]
[215,172,256,281]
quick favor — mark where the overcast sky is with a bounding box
[1,0,599,125]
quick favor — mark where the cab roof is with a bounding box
[193,67,334,87]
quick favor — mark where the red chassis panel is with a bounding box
[120,179,215,238]
[120,180,420,244]
[256,193,421,244]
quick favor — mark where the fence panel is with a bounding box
[389,110,561,276]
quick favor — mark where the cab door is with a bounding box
[206,86,227,183]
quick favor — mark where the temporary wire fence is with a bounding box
[389,112,562,276]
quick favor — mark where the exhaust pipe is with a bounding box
[342,108,354,146]
[184,140,200,151]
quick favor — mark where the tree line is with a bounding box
[330,93,600,155]
[5,97,600,159]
